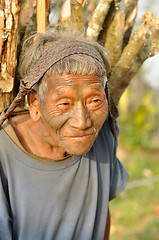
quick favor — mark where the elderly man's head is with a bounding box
[0,30,118,157]
[19,30,110,155]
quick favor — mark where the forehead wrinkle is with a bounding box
[63,74,105,84]
[88,85,105,92]
[49,82,105,95]
[55,87,76,98]
[46,74,106,89]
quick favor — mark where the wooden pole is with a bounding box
[37,0,46,33]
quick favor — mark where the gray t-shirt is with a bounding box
[0,116,129,240]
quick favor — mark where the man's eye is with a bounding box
[57,102,70,110]
[61,102,69,105]
[90,98,102,105]
[93,99,101,103]
[86,97,105,110]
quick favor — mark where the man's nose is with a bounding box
[68,102,92,130]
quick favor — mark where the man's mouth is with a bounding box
[67,133,94,138]
[63,131,97,142]
[63,129,97,138]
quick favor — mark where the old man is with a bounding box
[0,30,129,240]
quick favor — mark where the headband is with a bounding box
[0,40,119,128]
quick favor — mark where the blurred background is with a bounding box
[110,1,159,239]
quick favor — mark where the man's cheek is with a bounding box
[47,116,68,131]
[44,107,62,117]
[93,111,108,127]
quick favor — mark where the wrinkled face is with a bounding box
[39,74,108,156]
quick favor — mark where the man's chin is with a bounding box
[64,144,93,156]
[61,134,96,155]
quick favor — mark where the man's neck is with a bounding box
[9,114,67,162]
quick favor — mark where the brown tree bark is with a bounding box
[0,0,20,112]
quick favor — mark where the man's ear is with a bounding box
[27,90,41,121]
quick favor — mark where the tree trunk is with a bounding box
[0,0,20,112]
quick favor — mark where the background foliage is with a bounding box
[110,66,159,239]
